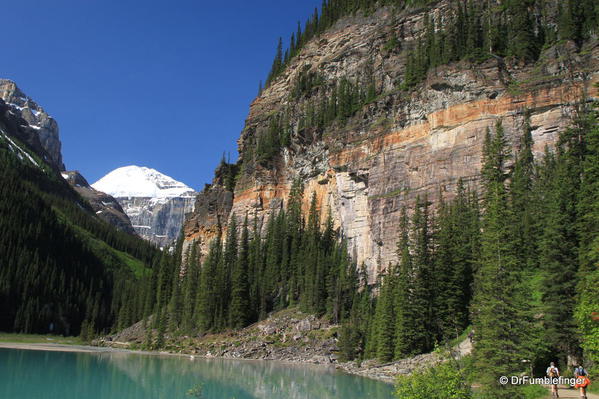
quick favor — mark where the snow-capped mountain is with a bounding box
[92,166,197,247]
[92,166,194,199]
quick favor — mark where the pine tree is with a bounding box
[575,99,599,374]
[230,215,251,329]
[510,118,538,271]
[472,121,530,398]
[196,223,222,332]
[374,267,396,362]
[213,216,238,329]
[576,101,599,273]
[506,0,538,61]
[248,214,262,322]
[538,119,585,366]
[181,244,200,333]
[410,196,435,354]
[394,207,415,358]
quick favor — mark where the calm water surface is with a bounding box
[0,348,394,399]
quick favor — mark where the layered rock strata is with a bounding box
[183,3,599,281]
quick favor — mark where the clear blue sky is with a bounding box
[2,0,321,190]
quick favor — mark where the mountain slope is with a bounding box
[0,95,159,336]
[93,166,197,247]
[61,171,136,235]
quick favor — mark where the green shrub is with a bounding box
[394,361,472,399]
[519,384,547,399]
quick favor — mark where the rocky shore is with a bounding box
[96,308,472,384]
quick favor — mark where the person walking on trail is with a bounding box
[574,365,590,399]
[547,362,560,398]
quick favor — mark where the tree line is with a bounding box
[136,181,361,348]
[0,132,160,337]
[252,67,378,164]
[264,0,597,91]
[337,100,599,398]
[253,0,598,166]
[130,95,599,398]
[403,0,598,88]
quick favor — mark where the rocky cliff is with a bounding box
[93,166,197,248]
[183,2,599,281]
[0,79,64,170]
[61,171,136,234]
[0,79,142,235]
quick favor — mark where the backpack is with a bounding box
[549,367,558,377]
[575,366,587,377]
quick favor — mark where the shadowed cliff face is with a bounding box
[183,2,599,281]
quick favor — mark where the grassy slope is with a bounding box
[0,333,82,345]
[1,132,151,279]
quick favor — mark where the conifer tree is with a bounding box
[539,113,587,364]
[181,244,200,333]
[394,207,415,358]
[472,122,530,398]
[574,99,599,373]
[248,214,263,322]
[196,223,222,331]
[506,0,538,61]
[510,118,538,271]
[373,266,396,362]
[230,215,251,329]
[410,196,435,354]
[213,216,238,329]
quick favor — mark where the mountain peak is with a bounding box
[92,165,195,198]
[0,78,64,170]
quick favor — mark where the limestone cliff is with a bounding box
[93,166,197,248]
[0,79,64,170]
[183,2,599,281]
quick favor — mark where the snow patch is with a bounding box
[0,130,40,168]
[92,165,195,198]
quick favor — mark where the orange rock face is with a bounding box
[183,1,599,281]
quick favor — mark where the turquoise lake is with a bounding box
[0,348,394,398]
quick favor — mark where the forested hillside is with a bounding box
[247,0,599,167]
[2,0,598,397]
[138,95,599,399]
[0,106,161,337]
[174,0,599,397]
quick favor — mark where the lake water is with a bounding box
[0,348,394,399]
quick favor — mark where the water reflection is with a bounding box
[0,348,394,399]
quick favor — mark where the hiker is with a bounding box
[546,362,560,398]
[574,365,590,399]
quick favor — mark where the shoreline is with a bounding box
[0,342,145,354]
[0,341,342,372]
[0,341,395,384]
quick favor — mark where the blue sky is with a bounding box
[3,0,321,190]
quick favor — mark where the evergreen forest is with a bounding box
[132,99,599,398]
[1,1,598,398]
